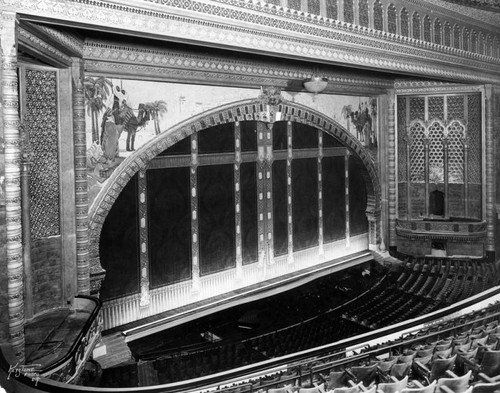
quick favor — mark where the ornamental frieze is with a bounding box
[3,0,500,82]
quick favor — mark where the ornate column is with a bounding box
[286,121,294,263]
[387,90,397,247]
[442,135,449,218]
[345,152,350,248]
[485,86,495,258]
[190,132,200,293]
[234,122,243,280]
[2,11,25,362]
[20,129,33,320]
[424,135,430,216]
[318,130,324,258]
[138,170,150,307]
[72,59,90,295]
[463,136,469,217]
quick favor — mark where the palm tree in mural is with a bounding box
[145,100,168,135]
[341,104,353,133]
[84,76,113,143]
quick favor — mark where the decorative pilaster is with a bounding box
[485,86,495,255]
[463,136,469,217]
[387,90,397,246]
[442,136,449,217]
[264,123,274,264]
[423,136,430,216]
[20,127,33,320]
[318,130,324,258]
[2,11,25,362]
[286,121,294,264]
[345,152,350,248]
[190,132,200,292]
[257,124,266,268]
[234,122,243,280]
[72,59,90,295]
[138,170,150,307]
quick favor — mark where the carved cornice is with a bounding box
[24,21,84,56]
[394,80,485,94]
[18,26,71,66]
[84,42,392,94]
[4,0,500,83]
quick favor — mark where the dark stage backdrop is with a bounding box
[100,174,140,300]
[292,157,319,251]
[198,164,236,275]
[273,159,288,256]
[349,156,368,236]
[241,162,258,265]
[148,167,192,287]
[323,156,346,242]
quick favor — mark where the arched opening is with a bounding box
[88,100,380,327]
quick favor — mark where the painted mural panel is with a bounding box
[85,77,378,206]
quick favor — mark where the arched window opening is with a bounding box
[307,0,320,15]
[400,8,409,37]
[326,0,338,19]
[463,28,470,52]
[453,24,461,49]
[373,0,383,31]
[434,19,442,45]
[412,12,421,40]
[443,22,451,47]
[387,4,397,34]
[359,0,369,27]
[423,15,431,42]
[344,0,354,24]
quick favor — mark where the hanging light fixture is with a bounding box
[303,74,328,98]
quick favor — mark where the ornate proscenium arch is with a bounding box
[87,98,381,295]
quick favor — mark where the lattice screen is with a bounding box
[409,122,425,183]
[428,121,444,183]
[468,94,482,184]
[447,121,465,184]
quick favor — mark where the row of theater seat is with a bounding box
[230,303,500,393]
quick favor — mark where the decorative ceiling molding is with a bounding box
[83,41,393,94]
[24,22,84,56]
[430,0,500,14]
[4,0,500,83]
[394,80,484,94]
[18,26,72,66]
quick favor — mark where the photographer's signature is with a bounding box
[7,363,41,386]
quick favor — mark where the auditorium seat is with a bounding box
[435,370,471,393]
[415,354,457,383]
[390,361,412,380]
[377,375,408,393]
[347,364,378,386]
[400,380,436,393]
[471,380,500,393]
[463,349,500,378]
[298,383,325,393]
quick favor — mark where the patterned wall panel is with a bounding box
[397,96,407,183]
[428,96,444,121]
[447,121,465,184]
[428,121,445,183]
[409,97,425,122]
[467,93,482,185]
[447,95,465,122]
[409,122,425,183]
[24,69,60,239]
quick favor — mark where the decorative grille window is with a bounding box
[326,0,338,20]
[374,0,383,31]
[423,16,431,42]
[344,0,354,24]
[447,121,465,184]
[359,0,369,27]
[409,122,425,183]
[400,8,409,37]
[412,12,421,40]
[453,25,461,49]
[434,19,442,45]
[388,4,397,34]
[428,121,444,184]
